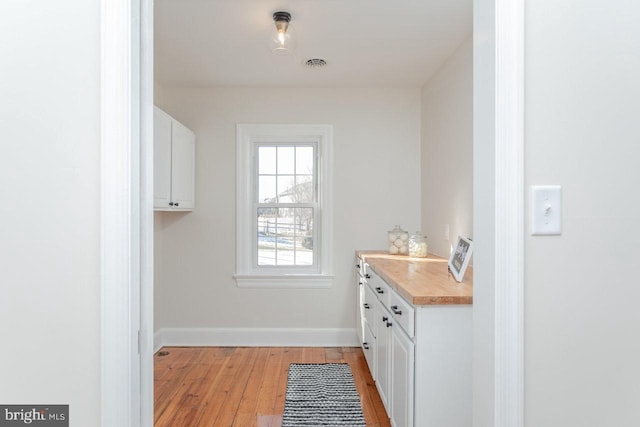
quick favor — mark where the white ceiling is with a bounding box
[154,0,472,88]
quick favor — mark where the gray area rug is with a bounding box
[282,363,366,427]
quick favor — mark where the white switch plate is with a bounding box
[531,185,562,235]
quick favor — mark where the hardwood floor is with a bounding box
[154,347,391,427]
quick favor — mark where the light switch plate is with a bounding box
[531,185,562,235]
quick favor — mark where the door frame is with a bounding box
[99,0,524,426]
[473,0,525,425]
[100,0,153,426]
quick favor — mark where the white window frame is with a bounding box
[234,124,334,288]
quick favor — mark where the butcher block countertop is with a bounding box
[357,250,473,306]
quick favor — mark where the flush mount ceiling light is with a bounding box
[270,11,295,55]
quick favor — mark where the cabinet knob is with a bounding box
[382,316,388,322]
[169,202,174,206]
[363,303,370,309]
[174,202,179,207]
[365,274,371,279]
[386,321,393,328]
[375,287,384,294]
[363,342,369,350]
[356,264,361,269]
[391,305,402,315]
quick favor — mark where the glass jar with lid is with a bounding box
[388,225,409,255]
[408,231,428,258]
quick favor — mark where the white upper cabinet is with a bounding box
[154,107,173,208]
[154,106,195,211]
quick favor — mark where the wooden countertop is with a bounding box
[357,250,473,305]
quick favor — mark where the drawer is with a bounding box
[389,290,415,338]
[362,263,372,281]
[368,270,391,307]
[355,257,365,277]
[355,256,372,279]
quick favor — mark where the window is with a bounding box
[256,144,316,268]
[235,124,333,288]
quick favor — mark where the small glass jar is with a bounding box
[409,231,428,258]
[388,225,409,255]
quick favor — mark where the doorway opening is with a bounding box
[99,0,525,426]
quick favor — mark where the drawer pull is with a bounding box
[363,342,369,350]
[363,303,370,309]
[391,305,402,315]
[386,321,393,328]
[375,287,384,294]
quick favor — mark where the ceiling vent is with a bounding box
[304,58,327,69]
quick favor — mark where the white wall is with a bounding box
[154,86,167,338]
[525,1,640,426]
[420,35,473,259]
[154,213,165,337]
[154,87,421,337]
[0,0,101,425]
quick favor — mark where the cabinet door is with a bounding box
[391,328,414,427]
[153,107,172,208]
[357,276,365,344]
[376,302,392,411]
[363,322,376,377]
[364,283,378,339]
[170,119,195,209]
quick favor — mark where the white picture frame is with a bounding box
[448,236,473,282]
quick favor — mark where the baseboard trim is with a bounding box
[154,327,359,349]
[153,330,164,354]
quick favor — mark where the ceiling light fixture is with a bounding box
[270,11,295,55]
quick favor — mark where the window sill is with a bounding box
[233,274,334,289]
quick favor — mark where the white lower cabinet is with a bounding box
[390,325,414,427]
[356,258,472,427]
[356,268,365,345]
[375,301,392,410]
[363,285,378,378]
[363,321,376,376]
[357,259,377,376]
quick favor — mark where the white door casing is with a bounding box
[473,0,525,426]
[100,0,154,426]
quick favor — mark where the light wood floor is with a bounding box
[154,347,391,427]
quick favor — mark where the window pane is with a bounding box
[277,146,295,174]
[258,176,276,202]
[258,146,276,174]
[296,146,314,175]
[274,209,295,265]
[277,175,295,203]
[295,208,314,266]
[294,175,314,203]
[257,207,277,266]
